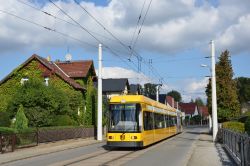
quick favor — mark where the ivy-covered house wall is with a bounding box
[0,58,86,127]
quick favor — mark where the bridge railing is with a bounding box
[220,128,250,166]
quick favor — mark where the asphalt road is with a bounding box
[124,127,205,166]
[2,127,208,166]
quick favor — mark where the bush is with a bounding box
[13,105,28,130]
[52,115,77,126]
[39,125,94,131]
[7,78,70,127]
[0,111,11,127]
[191,115,201,123]
[222,121,245,133]
[245,117,250,135]
[0,127,17,134]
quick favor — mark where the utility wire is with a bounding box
[17,0,181,86]
[0,9,97,48]
[130,0,153,54]
[73,0,163,83]
[48,0,139,71]
[74,0,131,54]
[16,0,116,42]
[129,0,147,50]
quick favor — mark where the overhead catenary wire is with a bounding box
[74,0,131,54]
[16,0,116,42]
[48,0,140,72]
[130,0,153,55]
[129,0,147,51]
[72,0,165,84]
[0,9,97,48]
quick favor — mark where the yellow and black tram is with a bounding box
[107,95,183,147]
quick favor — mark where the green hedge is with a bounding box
[39,125,94,131]
[51,115,78,126]
[222,121,245,133]
[0,127,17,134]
[245,117,250,135]
[0,112,11,127]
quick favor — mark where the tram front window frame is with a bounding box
[108,103,141,133]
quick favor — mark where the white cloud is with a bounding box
[0,0,250,55]
[216,14,250,54]
[96,66,152,85]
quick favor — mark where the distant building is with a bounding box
[149,94,167,104]
[198,106,209,124]
[102,78,130,99]
[179,103,199,118]
[129,84,142,95]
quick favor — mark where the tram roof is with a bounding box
[110,95,176,112]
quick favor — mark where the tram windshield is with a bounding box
[109,104,140,132]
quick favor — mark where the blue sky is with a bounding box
[0,0,250,102]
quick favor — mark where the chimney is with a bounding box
[47,56,51,62]
[65,53,72,62]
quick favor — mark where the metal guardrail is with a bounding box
[221,129,250,166]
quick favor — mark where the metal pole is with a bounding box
[156,85,159,102]
[211,40,218,142]
[97,44,103,141]
[209,115,212,132]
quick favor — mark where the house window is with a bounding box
[44,77,49,86]
[21,78,29,85]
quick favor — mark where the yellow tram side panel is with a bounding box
[142,126,177,146]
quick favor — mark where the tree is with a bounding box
[0,111,11,127]
[195,97,205,106]
[13,105,28,130]
[7,78,70,127]
[205,78,212,114]
[143,83,157,97]
[206,50,240,122]
[166,90,182,102]
[235,77,250,104]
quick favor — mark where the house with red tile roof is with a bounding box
[179,103,199,118]
[0,54,96,112]
[198,106,209,119]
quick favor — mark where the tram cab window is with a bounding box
[109,104,140,132]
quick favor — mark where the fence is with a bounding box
[221,128,250,166]
[0,134,16,153]
[38,127,95,143]
[0,127,95,153]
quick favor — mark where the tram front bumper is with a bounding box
[107,141,143,148]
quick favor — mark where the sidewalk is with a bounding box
[187,131,234,166]
[0,137,103,165]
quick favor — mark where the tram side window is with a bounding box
[154,113,165,129]
[143,112,154,130]
[165,115,170,127]
[169,116,177,126]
